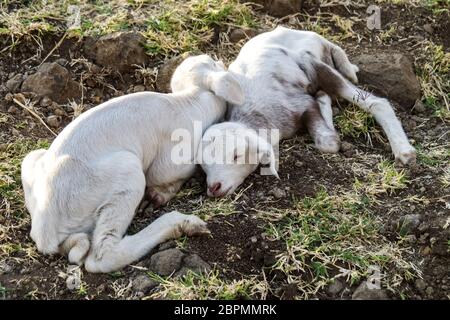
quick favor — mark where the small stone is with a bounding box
[415,278,427,291]
[6,74,24,92]
[425,286,434,296]
[158,240,176,251]
[269,187,286,198]
[7,106,20,115]
[352,281,389,300]
[250,236,258,243]
[133,85,146,93]
[84,32,148,72]
[182,254,211,273]
[54,108,67,116]
[13,92,26,104]
[66,265,82,291]
[413,100,426,113]
[40,96,53,107]
[340,141,354,152]
[229,28,258,43]
[0,261,13,274]
[21,62,82,103]
[5,92,13,101]
[132,275,158,293]
[399,214,421,234]
[46,115,62,128]
[295,161,304,167]
[404,234,417,244]
[421,246,432,256]
[149,248,185,276]
[423,24,434,34]
[55,58,68,66]
[327,279,344,295]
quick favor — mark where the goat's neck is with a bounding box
[175,87,226,126]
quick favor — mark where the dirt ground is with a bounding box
[0,0,449,300]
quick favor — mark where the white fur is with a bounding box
[21,55,242,272]
[200,27,416,197]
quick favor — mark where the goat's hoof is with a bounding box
[316,135,340,154]
[147,188,166,208]
[181,215,210,237]
[395,149,417,166]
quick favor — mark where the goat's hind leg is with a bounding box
[314,59,416,165]
[303,97,340,154]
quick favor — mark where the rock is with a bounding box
[132,275,158,293]
[229,28,258,43]
[66,265,82,291]
[251,0,303,17]
[340,141,354,153]
[327,279,344,295]
[413,100,426,113]
[156,52,193,93]
[85,32,148,72]
[5,92,13,101]
[6,74,24,92]
[54,108,67,117]
[421,246,432,256]
[21,62,82,103]
[269,187,286,198]
[55,58,68,66]
[46,115,62,128]
[133,85,146,93]
[295,161,304,167]
[423,24,434,34]
[183,254,211,273]
[352,281,389,300]
[352,52,421,109]
[415,278,427,291]
[425,286,434,296]
[0,261,13,274]
[7,106,20,115]
[149,248,184,276]
[40,96,53,107]
[399,214,421,234]
[158,240,176,251]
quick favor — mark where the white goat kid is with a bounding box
[200,27,416,197]
[21,55,244,273]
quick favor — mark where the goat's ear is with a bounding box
[246,132,279,179]
[207,71,244,105]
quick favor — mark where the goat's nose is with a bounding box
[209,182,222,194]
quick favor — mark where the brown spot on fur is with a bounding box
[321,45,335,68]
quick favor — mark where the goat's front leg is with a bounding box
[146,179,185,208]
[84,172,208,273]
[85,209,208,273]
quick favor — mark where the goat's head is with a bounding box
[199,122,279,197]
[171,54,244,105]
